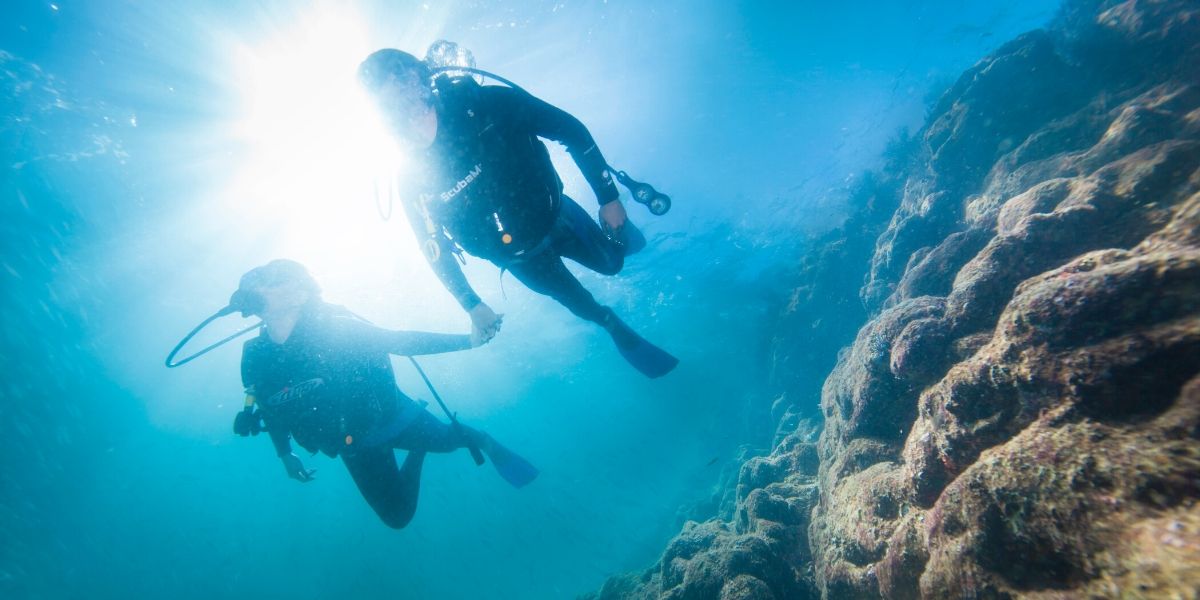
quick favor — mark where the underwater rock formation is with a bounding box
[590,428,823,600]
[590,0,1199,597]
[767,162,911,441]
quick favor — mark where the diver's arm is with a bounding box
[337,317,473,355]
[399,194,483,311]
[426,236,483,311]
[267,426,315,481]
[241,342,293,455]
[267,426,293,457]
[399,195,500,343]
[241,341,311,480]
[384,330,473,354]
[502,88,621,206]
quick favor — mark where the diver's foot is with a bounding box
[599,308,678,378]
[458,424,494,453]
[600,308,640,350]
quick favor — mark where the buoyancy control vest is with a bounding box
[240,303,400,457]
[420,75,563,261]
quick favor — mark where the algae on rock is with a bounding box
[590,1,1200,597]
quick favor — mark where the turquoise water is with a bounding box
[2,2,1058,598]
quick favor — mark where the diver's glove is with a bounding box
[233,408,264,436]
[281,453,317,483]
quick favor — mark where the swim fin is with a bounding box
[482,437,539,488]
[601,309,679,378]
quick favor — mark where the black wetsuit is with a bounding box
[240,301,473,528]
[402,79,626,324]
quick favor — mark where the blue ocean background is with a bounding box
[2,2,1059,598]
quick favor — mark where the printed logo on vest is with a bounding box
[265,378,325,407]
[440,163,483,203]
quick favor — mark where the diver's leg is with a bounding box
[390,409,471,453]
[553,196,644,275]
[387,408,539,487]
[342,446,425,529]
[507,252,610,324]
[507,251,677,377]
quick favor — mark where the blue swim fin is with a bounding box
[601,309,679,378]
[484,439,539,488]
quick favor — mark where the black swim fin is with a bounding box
[614,335,679,378]
[483,437,539,488]
[601,309,679,378]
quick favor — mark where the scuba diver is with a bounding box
[357,46,678,378]
[229,259,537,529]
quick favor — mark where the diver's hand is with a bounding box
[599,201,627,234]
[469,302,503,347]
[281,453,316,483]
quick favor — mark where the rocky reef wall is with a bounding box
[589,1,1200,597]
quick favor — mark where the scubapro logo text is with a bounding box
[440,164,483,203]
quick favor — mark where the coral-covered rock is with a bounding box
[812,0,1200,596]
[924,30,1087,193]
[822,296,944,450]
[769,167,911,426]
[585,431,822,600]
[592,1,1200,597]
[886,228,992,310]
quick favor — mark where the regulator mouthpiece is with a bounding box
[227,288,265,318]
[164,289,264,368]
